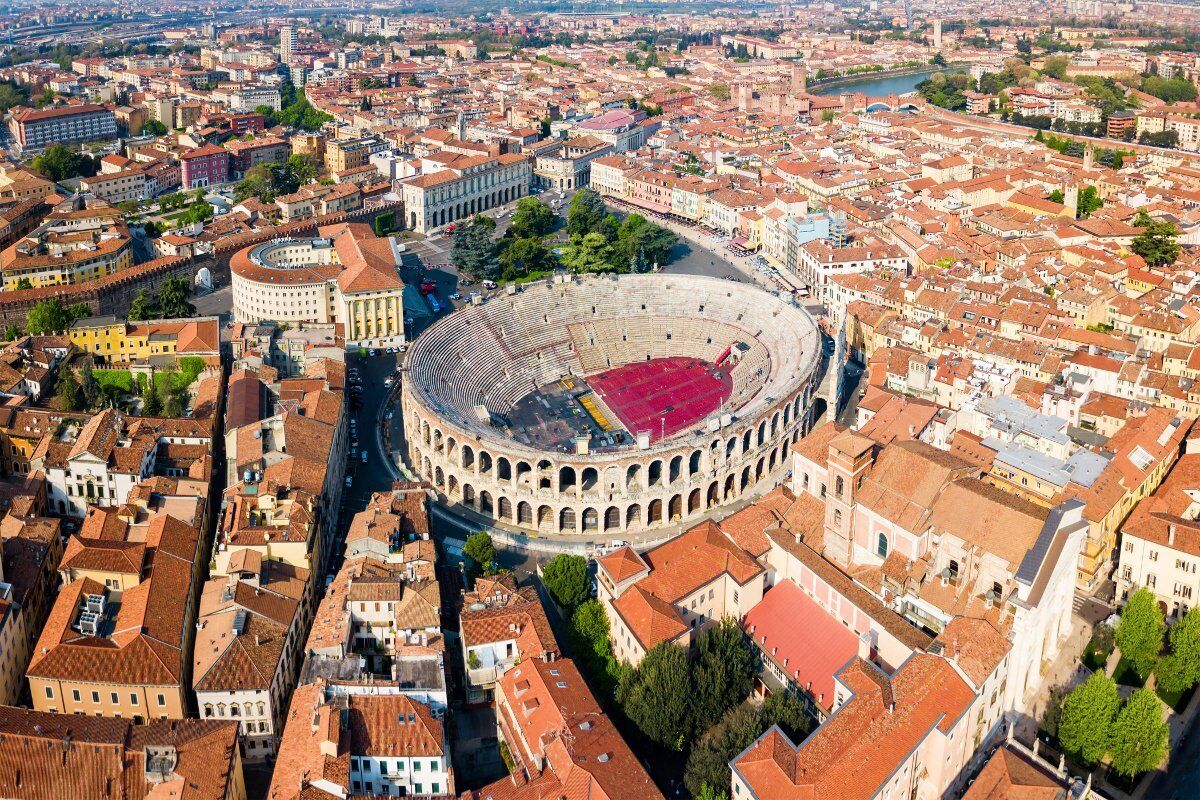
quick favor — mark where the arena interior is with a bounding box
[401,273,824,538]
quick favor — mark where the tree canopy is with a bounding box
[30,144,99,182]
[1058,672,1120,765]
[509,196,555,239]
[617,642,694,750]
[1116,587,1166,680]
[541,554,589,611]
[463,531,496,574]
[451,216,500,281]
[26,298,90,335]
[1130,210,1181,267]
[1108,687,1169,778]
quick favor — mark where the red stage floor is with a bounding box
[589,357,732,443]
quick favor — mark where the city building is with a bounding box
[229,223,407,348]
[181,143,230,189]
[0,195,132,291]
[400,152,531,233]
[0,707,246,800]
[8,103,117,152]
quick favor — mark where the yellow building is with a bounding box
[0,195,132,290]
[68,315,221,366]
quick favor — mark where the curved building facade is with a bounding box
[229,224,407,348]
[402,273,824,538]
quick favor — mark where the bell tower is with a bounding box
[822,431,876,568]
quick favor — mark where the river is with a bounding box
[814,69,942,97]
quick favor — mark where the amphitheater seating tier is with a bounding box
[407,275,818,437]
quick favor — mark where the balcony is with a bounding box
[467,664,499,686]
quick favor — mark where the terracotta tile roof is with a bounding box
[0,707,240,800]
[962,745,1068,800]
[733,654,974,800]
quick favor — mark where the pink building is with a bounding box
[180,143,229,189]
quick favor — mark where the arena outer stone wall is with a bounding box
[402,273,824,539]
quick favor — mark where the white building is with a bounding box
[400,152,531,233]
[229,223,408,348]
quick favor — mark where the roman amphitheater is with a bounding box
[401,273,824,538]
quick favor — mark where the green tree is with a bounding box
[463,531,496,574]
[694,785,727,800]
[140,119,168,136]
[562,231,616,273]
[26,298,72,335]
[78,362,98,409]
[30,144,98,181]
[1059,672,1120,765]
[568,599,627,700]
[3,324,20,341]
[234,164,274,203]
[692,619,756,731]
[1130,211,1181,267]
[685,704,765,796]
[509,197,555,239]
[127,288,155,321]
[617,214,676,268]
[541,554,589,611]
[142,378,163,416]
[286,152,320,185]
[15,278,32,290]
[1047,189,1065,204]
[164,388,185,418]
[1141,75,1198,103]
[450,218,500,281]
[684,691,809,797]
[55,372,82,412]
[1169,607,1200,684]
[618,642,695,750]
[1108,688,1169,778]
[499,237,554,279]
[180,200,214,226]
[1077,185,1103,218]
[1155,654,1190,696]
[156,275,195,319]
[566,188,608,238]
[0,82,28,114]
[1042,55,1070,79]
[1116,587,1166,680]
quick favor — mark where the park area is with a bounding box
[79,356,206,416]
[1040,588,1200,794]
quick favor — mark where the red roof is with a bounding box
[743,580,859,707]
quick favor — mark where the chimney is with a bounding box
[1170,524,1176,546]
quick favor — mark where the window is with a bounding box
[1148,574,1157,589]
[72,690,80,702]
[876,532,888,559]
[130,694,138,706]
[947,560,960,582]
[110,693,118,705]
[157,694,166,706]
[44,686,53,699]
[1150,550,1159,562]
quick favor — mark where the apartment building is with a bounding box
[0,195,132,290]
[194,559,312,762]
[69,315,221,366]
[8,103,117,152]
[460,572,557,704]
[596,522,766,666]
[0,707,246,800]
[28,499,206,720]
[269,683,455,799]
[1117,442,1200,617]
[181,143,230,189]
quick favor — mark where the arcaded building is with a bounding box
[402,273,823,539]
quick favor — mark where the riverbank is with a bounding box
[811,61,971,96]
